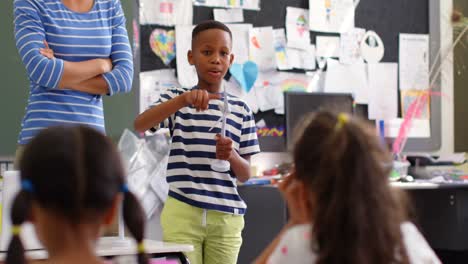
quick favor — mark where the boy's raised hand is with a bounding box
[184,89,221,111]
[215,134,233,160]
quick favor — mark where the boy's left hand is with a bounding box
[215,134,233,161]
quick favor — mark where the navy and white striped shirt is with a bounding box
[156,87,260,215]
[14,0,133,144]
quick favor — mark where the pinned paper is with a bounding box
[193,0,260,10]
[175,25,198,87]
[227,24,253,64]
[286,7,311,50]
[386,118,430,138]
[316,36,340,58]
[139,0,192,26]
[399,33,429,90]
[149,29,176,65]
[287,45,316,70]
[249,27,276,71]
[367,63,398,120]
[229,61,259,93]
[273,29,292,70]
[324,58,367,102]
[339,27,365,64]
[401,90,430,119]
[139,69,180,113]
[309,0,356,33]
[214,8,244,23]
[360,30,384,63]
[252,71,314,114]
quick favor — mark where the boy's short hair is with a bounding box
[192,20,232,46]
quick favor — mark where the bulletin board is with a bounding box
[136,0,443,152]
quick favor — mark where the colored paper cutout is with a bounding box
[229,61,259,93]
[256,127,285,137]
[149,28,176,65]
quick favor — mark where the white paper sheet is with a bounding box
[249,27,276,71]
[385,118,430,138]
[193,0,260,10]
[250,71,314,114]
[367,63,398,120]
[324,58,367,100]
[286,45,316,70]
[309,0,355,33]
[399,33,430,90]
[286,7,311,50]
[227,24,253,64]
[214,8,244,23]
[175,25,198,88]
[339,27,365,64]
[273,29,293,70]
[316,36,340,58]
[139,69,180,113]
[140,0,193,26]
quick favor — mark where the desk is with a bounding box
[393,182,468,251]
[238,182,468,263]
[0,238,193,263]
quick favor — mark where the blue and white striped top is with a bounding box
[155,87,260,215]
[14,0,133,145]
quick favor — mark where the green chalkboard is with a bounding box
[0,0,137,157]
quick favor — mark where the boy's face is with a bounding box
[188,28,234,92]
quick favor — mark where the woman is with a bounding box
[13,0,133,164]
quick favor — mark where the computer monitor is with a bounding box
[285,92,354,150]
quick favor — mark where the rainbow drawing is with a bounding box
[280,79,309,92]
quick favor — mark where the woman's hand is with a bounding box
[278,171,311,225]
[39,40,54,59]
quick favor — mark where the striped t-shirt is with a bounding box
[14,0,133,144]
[155,87,260,215]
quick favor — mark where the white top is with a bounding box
[268,222,441,264]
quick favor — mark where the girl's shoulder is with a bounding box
[400,222,442,264]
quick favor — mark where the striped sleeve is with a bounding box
[14,0,64,89]
[239,105,260,156]
[102,0,134,96]
[151,87,186,132]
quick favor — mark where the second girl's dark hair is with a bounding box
[7,125,148,264]
[292,112,410,264]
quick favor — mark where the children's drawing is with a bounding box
[273,29,292,70]
[140,0,192,26]
[251,36,261,49]
[339,27,365,64]
[193,0,260,10]
[280,79,309,92]
[401,90,430,119]
[309,0,356,33]
[149,29,176,66]
[286,7,311,50]
[296,15,307,37]
[249,27,276,71]
[227,24,252,64]
[139,69,180,113]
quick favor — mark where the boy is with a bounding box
[134,20,260,264]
